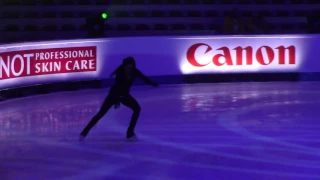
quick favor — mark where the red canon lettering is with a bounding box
[186,43,296,67]
[186,43,212,67]
[256,46,275,65]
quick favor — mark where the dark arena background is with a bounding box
[1,1,320,179]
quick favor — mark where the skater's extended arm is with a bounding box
[110,65,123,77]
[136,69,158,87]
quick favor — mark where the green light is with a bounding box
[101,13,108,19]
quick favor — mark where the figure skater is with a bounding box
[80,57,158,141]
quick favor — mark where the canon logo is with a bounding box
[186,43,296,67]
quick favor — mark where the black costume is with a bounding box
[80,57,157,139]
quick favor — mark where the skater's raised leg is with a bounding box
[121,94,141,139]
[80,95,115,139]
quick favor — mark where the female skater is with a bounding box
[80,57,158,140]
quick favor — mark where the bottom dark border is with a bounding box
[1,72,320,101]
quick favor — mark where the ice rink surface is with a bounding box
[1,82,320,180]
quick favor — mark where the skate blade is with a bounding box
[79,135,85,142]
[126,136,139,142]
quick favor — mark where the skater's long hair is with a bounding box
[110,57,136,77]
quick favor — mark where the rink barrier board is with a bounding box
[1,72,320,101]
[1,34,320,91]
